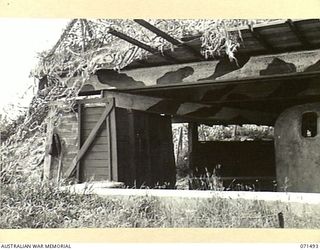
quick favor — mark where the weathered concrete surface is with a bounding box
[275,103,320,193]
[61,184,320,205]
[61,184,320,217]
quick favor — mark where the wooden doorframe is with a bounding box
[76,102,82,181]
[106,102,118,181]
[188,122,198,172]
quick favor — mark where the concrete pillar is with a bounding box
[274,102,320,193]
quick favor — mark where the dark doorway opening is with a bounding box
[116,108,176,188]
[173,123,277,191]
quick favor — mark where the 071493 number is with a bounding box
[300,244,319,248]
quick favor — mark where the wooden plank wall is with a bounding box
[80,106,110,181]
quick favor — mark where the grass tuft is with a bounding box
[1,181,320,228]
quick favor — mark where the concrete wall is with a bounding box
[44,108,79,181]
[275,103,320,193]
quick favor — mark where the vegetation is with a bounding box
[1,180,319,228]
[33,19,277,80]
[198,124,274,141]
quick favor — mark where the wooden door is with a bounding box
[116,109,176,188]
[78,99,118,182]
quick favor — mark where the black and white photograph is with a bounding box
[1,17,320,230]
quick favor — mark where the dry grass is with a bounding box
[1,181,320,229]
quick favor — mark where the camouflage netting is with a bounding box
[0,19,277,183]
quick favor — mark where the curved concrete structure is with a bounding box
[275,103,320,192]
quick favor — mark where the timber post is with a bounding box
[188,122,198,173]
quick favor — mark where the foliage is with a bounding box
[188,167,224,191]
[32,19,277,81]
[1,180,320,228]
[0,114,26,142]
[0,129,45,184]
[198,124,274,141]
[172,123,189,178]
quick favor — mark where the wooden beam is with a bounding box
[127,70,320,93]
[106,108,112,179]
[78,97,110,104]
[248,25,274,52]
[188,122,198,171]
[108,28,181,63]
[108,28,158,54]
[128,110,137,185]
[103,91,277,125]
[134,19,181,46]
[134,19,204,59]
[286,19,313,49]
[64,98,114,178]
[109,105,118,181]
[43,115,54,180]
[105,104,118,181]
[79,49,320,94]
[104,91,205,116]
[76,103,82,182]
[200,94,320,106]
[145,116,152,185]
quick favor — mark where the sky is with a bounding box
[0,18,69,117]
